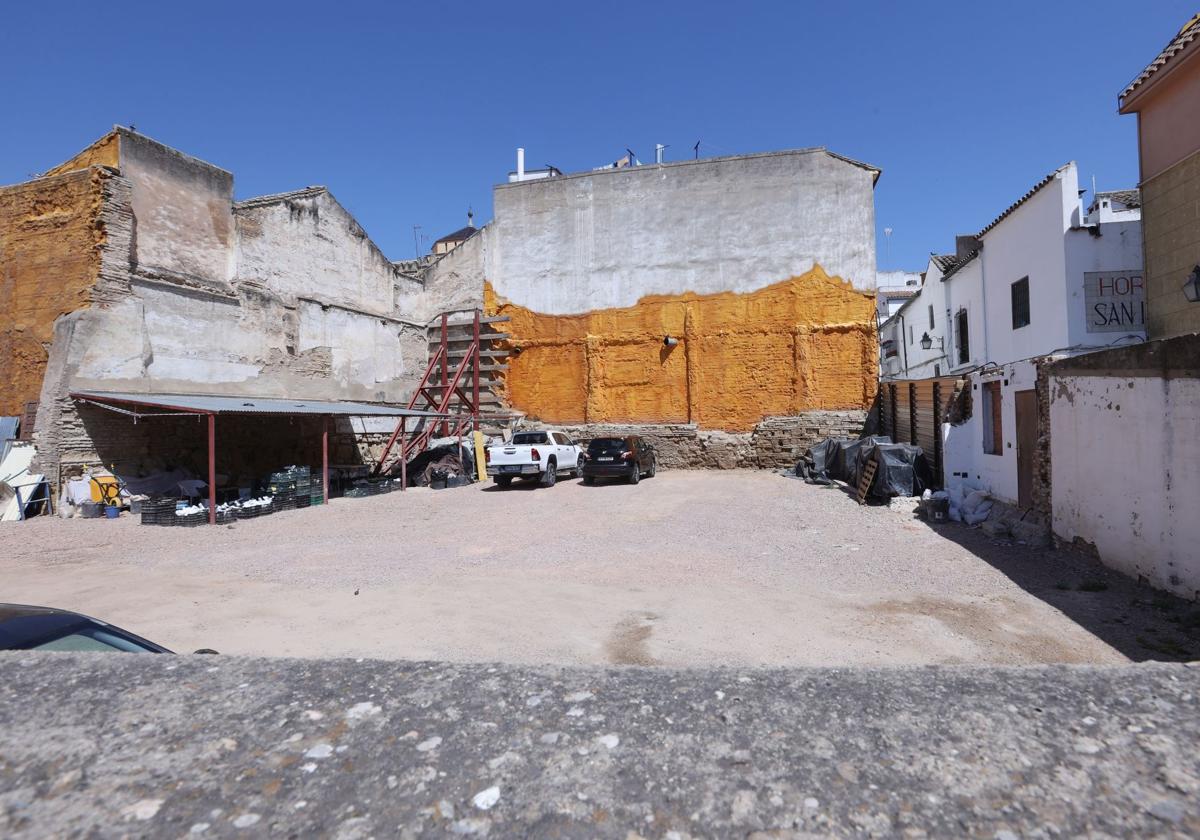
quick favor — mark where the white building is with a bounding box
[876,270,922,326]
[880,162,1144,507]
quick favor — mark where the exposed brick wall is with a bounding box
[1141,148,1200,339]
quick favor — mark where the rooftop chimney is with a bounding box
[517,148,525,182]
[955,235,981,260]
[655,144,665,164]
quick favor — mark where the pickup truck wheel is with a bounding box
[540,459,557,487]
[494,475,513,488]
[629,464,640,485]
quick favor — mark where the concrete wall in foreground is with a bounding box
[1048,335,1200,597]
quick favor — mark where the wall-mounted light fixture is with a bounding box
[1184,265,1200,303]
[919,332,943,351]
[663,336,679,347]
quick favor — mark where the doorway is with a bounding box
[1015,389,1037,509]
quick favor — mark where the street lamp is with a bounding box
[1184,265,1200,303]
[919,332,943,351]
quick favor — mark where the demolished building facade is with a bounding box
[2,129,881,485]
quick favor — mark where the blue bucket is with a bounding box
[104,505,120,519]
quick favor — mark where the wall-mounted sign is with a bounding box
[1084,270,1145,333]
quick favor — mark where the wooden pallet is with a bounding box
[856,457,878,505]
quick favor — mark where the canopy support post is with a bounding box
[207,413,216,525]
[322,416,330,506]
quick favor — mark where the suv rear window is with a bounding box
[588,437,626,451]
[511,432,549,445]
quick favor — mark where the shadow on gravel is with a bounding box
[783,471,1200,662]
[900,500,1200,663]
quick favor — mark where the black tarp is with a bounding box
[832,435,892,487]
[794,437,852,484]
[854,442,932,500]
[402,443,476,485]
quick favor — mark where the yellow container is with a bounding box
[89,475,120,504]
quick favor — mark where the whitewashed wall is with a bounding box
[944,258,986,371]
[942,359,1038,504]
[488,149,878,314]
[1050,373,1200,597]
[977,171,1073,368]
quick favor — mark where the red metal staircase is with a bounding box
[374,310,511,476]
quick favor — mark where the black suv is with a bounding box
[582,436,657,485]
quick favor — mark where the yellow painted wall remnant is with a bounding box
[484,266,878,432]
[44,130,121,177]
[0,168,109,416]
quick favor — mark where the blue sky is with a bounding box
[1,1,1193,272]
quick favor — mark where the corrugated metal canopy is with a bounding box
[70,390,447,418]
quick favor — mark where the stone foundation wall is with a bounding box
[545,410,867,469]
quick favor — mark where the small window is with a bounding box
[982,381,1003,455]
[909,325,914,345]
[955,309,970,365]
[512,432,548,445]
[1011,277,1030,329]
[928,305,935,330]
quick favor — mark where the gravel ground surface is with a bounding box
[2,471,1196,665]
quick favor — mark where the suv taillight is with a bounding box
[621,451,634,461]
[530,447,540,461]
[484,448,491,463]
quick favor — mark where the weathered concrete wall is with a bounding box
[0,168,107,416]
[490,149,878,314]
[1048,335,1200,597]
[119,130,235,286]
[43,132,430,404]
[413,225,489,320]
[15,130,430,486]
[3,654,1198,839]
[236,188,395,315]
[487,268,877,432]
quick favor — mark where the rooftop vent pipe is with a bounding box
[517,148,525,181]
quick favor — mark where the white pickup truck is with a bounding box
[485,430,585,488]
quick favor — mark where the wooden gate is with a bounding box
[877,376,960,488]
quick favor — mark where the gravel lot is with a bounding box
[2,471,1194,665]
